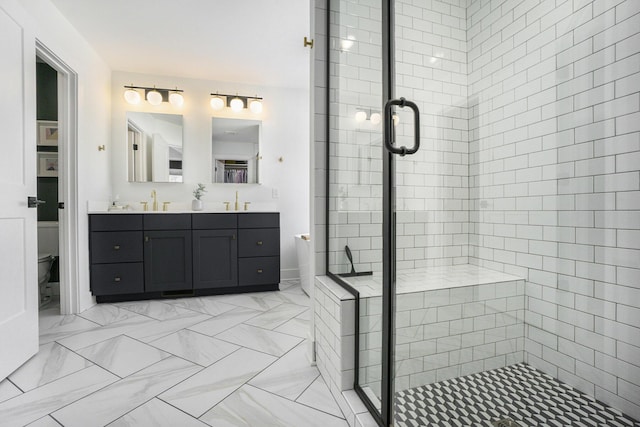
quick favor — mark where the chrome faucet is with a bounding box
[151,190,158,211]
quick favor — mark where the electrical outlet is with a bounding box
[272,188,279,199]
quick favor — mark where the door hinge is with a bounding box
[304,36,314,48]
[58,202,65,209]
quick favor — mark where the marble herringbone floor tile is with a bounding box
[158,348,276,417]
[248,341,319,400]
[215,323,302,356]
[274,316,309,338]
[149,329,239,366]
[0,366,117,427]
[76,335,172,377]
[215,293,284,311]
[262,289,311,307]
[243,302,308,330]
[51,357,201,427]
[0,379,23,403]
[108,398,209,427]
[77,303,142,326]
[200,384,349,427]
[163,296,237,316]
[25,415,62,426]
[9,342,93,391]
[18,282,349,426]
[296,375,344,418]
[125,311,211,343]
[114,300,201,321]
[38,312,100,345]
[187,306,260,336]
[55,315,156,350]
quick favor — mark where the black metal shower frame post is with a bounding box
[381,0,395,425]
[324,1,385,426]
[324,0,395,425]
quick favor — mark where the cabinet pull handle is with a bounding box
[145,236,149,242]
[114,277,121,283]
[113,245,120,250]
[232,234,236,240]
[257,269,263,274]
[256,241,263,246]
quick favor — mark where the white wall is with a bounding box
[111,71,310,278]
[21,0,112,312]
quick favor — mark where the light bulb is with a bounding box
[146,89,163,106]
[355,111,367,122]
[249,99,263,114]
[370,112,381,125]
[124,88,141,104]
[169,92,184,107]
[341,35,355,51]
[210,96,224,110]
[230,97,244,112]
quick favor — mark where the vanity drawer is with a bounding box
[238,257,280,285]
[90,214,142,231]
[91,231,143,264]
[90,263,144,295]
[238,228,279,257]
[144,214,191,230]
[192,213,237,230]
[238,213,279,229]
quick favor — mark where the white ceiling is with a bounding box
[50,0,311,88]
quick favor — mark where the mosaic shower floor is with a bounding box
[395,363,640,427]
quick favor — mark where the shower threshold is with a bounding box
[394,363,640,427]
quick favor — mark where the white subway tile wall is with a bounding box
[468,0,640,419]
[359,278,525,396]
[315,0,640,421]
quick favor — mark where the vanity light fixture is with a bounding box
[209,93,263,114]
[123,85,185,107]
[168,89,184,107]
[146,89,163,106]
[355,111,367,123]
[210,94,225,110]
[123,87,141,104]
[230,96,244,112]
[354,108,382,125]
[249,98,263,114]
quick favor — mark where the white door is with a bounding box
[0,0,38,380]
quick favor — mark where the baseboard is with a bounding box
[280,268,300,280]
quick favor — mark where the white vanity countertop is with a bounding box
[87,201,278,214]
[88,209,278,214]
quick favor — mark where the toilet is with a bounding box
[38,253,53,306]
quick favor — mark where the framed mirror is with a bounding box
[127,112,183,182]
[211,117,261,184]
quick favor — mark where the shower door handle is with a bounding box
[383,97,420,156]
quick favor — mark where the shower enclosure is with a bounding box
[324,0,640,425]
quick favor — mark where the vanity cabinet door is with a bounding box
[144,230,192,292]
[193,230,238,289]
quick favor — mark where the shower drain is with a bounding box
[492,418,522,427]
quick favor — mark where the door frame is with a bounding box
[35,41,81,315]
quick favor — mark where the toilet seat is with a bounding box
[38,253,52,262]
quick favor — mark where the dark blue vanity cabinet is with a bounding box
[192,214,238,289]
[89,212,280,302]
[143,214,193,293]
